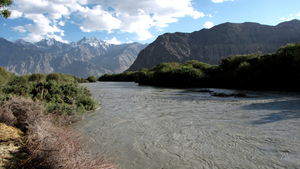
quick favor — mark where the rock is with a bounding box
[195,89,214,93]
[211,92,247,98]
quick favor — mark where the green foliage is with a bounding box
[74,76,89,83]
[46,73,61,82]
[1,71,98,115]
[0,67,10,88]
[98,72,139,82]
[0,0,13,18]
[46,73,77,84]
[7,74,28,86]
[2,80,97,114]
[150,62,180,72]
[153,66,205,87]
[28,73,46,82]
[87,76,97,83]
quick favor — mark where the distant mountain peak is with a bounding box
[70,36,108,48]
[34,38,61,48]
[14,38,27,43]
[90,36,98,41]
[13,38,31,45]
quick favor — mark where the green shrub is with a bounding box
[7,75,28,86]
[0,67,10,88]
[74,76,89,83]
[87,76,97,82]
[2,80,97,115]
[28,73,46,82]
[150,62,180,72]
[46,73,61,82]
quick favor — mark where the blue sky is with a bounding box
[0,0,299,44]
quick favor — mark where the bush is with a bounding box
[0,67,10,88]
[87,76,97,82]
[28,73,46,82]
[74,76,89,83]
[7,75,28,86]
[46,73,61,82]
[2,80,97,115]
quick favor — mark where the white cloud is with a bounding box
[3,23,6,26]
[212,0,223,3]
[9,10,23,19]
[24,33,44,42]
[9,0,204,42]
[203,21,214,29]
[135,29,155,41]
[58,21,65,26]
[212,0,234,3]
[280,14,294,21]
[297,12,300,17]
[104,37,122,45]
[12,26,26,33]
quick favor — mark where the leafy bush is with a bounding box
[28,73,46,82]
[46,73,61,82]
[46,73,77,84]
[2,80,97,115]
[74,76,89,83]
[0,67,10,88]
[87,76,97,82]
[7,74,28,86]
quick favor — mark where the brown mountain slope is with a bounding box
[127,19,300,71]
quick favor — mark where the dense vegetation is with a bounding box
[99,43,300,92]
[0,71,97,115]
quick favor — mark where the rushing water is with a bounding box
[76,82,300,169]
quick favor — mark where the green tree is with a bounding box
[0,0,13,18]
[87,76,97,82]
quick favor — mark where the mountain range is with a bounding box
[127,19,300,71]
[0,36,147,77]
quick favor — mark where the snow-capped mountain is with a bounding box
[13,38,39,50]
[4,37,147,77]
[70,36,110,48]
[34,38,72,53]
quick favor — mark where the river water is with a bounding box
[76,82,300,169]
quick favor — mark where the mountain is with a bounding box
[127,19,300,71]
[0,37,147,77]
[13,38,39,50]
[0,38,55,75]
[34,38,72,53]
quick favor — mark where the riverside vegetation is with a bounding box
[99,43,300,92]
[0,71,115,168]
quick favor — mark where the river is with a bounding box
[76,82,300,169]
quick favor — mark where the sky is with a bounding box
[0,0,299,45]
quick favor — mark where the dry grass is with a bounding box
[0,123,24,169]
[0,97,117,169]
[0,123,24,142]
